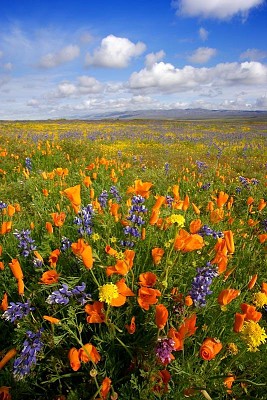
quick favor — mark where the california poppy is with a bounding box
[109,278,135,307]
[155,304,168,329]
[1,221,12,235]
[99,377,112,400]
[151,248,164,265]
[139,272,157,287]
[45,222,53,234]
[62,184,81,213]
[0,386,11,400]
[233,313,246,333]
[127,179,153,199]
[9,259,23,280]
[223,230,235,254]
[0,348,17,370]
[199,338,223,360]
[189,219,202,234]
[71,239,93,270]
[216,191,229,208]
[40,270,60,285]
[85,301,105,323]
[106,249,135,276]
[0,293,8,312]
[125,316,136,334]
[68,347,81,371]
[49,249,60,268]
[43,315,61,324]
[51,212,66,227]
[79,343,101,364]
[248,274,258,290]
[218,289,240,307]
[174,229,204,252]
[138,287,161,310]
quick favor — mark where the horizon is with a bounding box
[0,0,267,120]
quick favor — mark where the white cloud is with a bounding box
[27,99,40,107]
[172,0,264,19]
[129,61,267,93]
[85,34,146,68]
[51,75,103,98]
[39,45,80,68]
[79,32,94,44]
[77,76,103,93]
[240,48,267,61]
[57,82,77,97]
[145,50,165,69]
[199,27,209,41]
[188,47,217,63]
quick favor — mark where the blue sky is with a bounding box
[0,0,267,119]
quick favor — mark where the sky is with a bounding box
[0,0,267,119]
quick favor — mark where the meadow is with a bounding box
[0,118,267,400]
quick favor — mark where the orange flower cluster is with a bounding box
[211,230,235,274]
[106,249,135,276]
[137,272,161,310]
[234,303,262,332]
[168,314,197,351]
[174,229,204,252]
[68,343,100,371]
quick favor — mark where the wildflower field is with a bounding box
[0,118,267,400]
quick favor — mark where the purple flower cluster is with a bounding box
[120,240,135,248]
[155,338,175,364]
[0,201,7,210]
[201,182,211,191]
[2,301,35,323]
[165,195,174,207]
[25,157,33,171]
[198,225,223,239]
[123,195,147,240]
[189,264,218,307]
[261,219,267,232]
[110,185,122,203]
[46,282,91,305]
[98,190,109,208]
[13,229,36,257]
[60,236,72,252]
[164,162,170,175]
[13,329,44,380]
[196,160,208,173]
[74,204,94,236]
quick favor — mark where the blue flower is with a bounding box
[2,301,35,323]
[189,264,218,307]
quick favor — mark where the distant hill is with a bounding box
[77,108,267,120]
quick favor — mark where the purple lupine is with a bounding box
[0,201,7,210]
[46,284,72,305]
[155,338,175,364]
[2,301,35,323]
[71,282,91,305]
[198,225,223,239]
[120,240,135,248]
[123,195,147,241]
[60,236,72,252]
[189,264,218,307]
[13,329,44,380]
[98,190,109,208]
[13,229,36,257]
[201,183,211,190]
[261,219,267,232]
[25,157,33,171]
[73,204,94,236]
[110,186,122,203]
[165,195,174,207]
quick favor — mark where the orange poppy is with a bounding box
[258,233,267,244]
[149,208,160,225]
[167,328,183,351]
[247,196,254,205]
[0,348,17,370]
[110,203,121,222]
[62,184,81,213]
[105,245,118,257]
[217,289,240,306]
[51,212,66,227]
[85,301,105,323]
[42,188,49,197]
[83,176,92,187]
[240,303,262,322]
[139,272,157,287]
[223,230,235,254]
[224,375,235,394]
[233,313,246,332]
[248,274,258,290]
[68,347,81,371]
[258,198,266,211]
[7,205,15,217]
[185,295,193,306]
[9,259,23,280]
[137,287,161,310]
[191,203,201,215]
[155,304,168,329]
[110,278,135,307]
[40,270,60,285]
[99,377,112,400]
[151,247,165,265]
[106,249,135,276]
[174,229,204,252]
[127,179,153,199]
[43,315,61,324]
[0,386,11,400]
[261,282,267,295]
[199,338,223,360]
[216,191,229,208]
[45,221,53,234]
[152,196,166,210]
[18,278,24,295]
[71,239,93,270]
[0,293,8,312]
[79,343,101,364]
[182,194,190,211]
[178,314,198,339]
[0,261,4,270]
[125,316,136,334]
[210,208,224,223]
[189,219,202,234]
[49,249,60,268]
[1,221,12,235]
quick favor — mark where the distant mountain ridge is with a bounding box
[77,108,267,120]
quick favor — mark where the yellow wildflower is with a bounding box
[170,214,185,227]
[99,283,119,305]
[253,292,267,308]
[241,321,267,352]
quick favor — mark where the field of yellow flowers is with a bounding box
[0,119,267,400]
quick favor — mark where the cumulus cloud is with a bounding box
[172,0,264,19]
[77,76,103,93]
[39,45,80,68]
[145,50,165,69]
[240,48,267,61]
[187,47,217,63]
[51,75,103,98]
[129,61,267,93]
[85,34,146,68]
[199,27,209,41]
[3,62,13,71]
